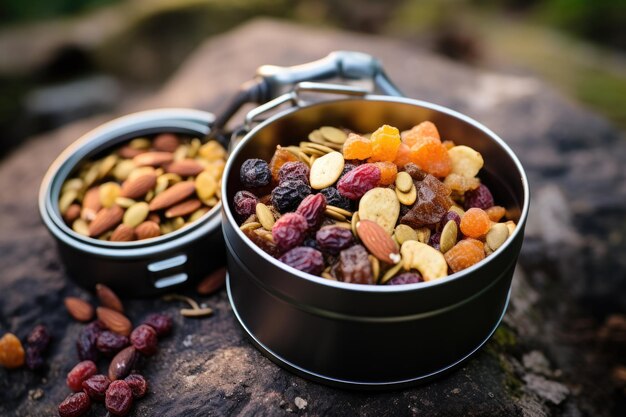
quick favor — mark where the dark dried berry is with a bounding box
[338,245,373,284]
[109,346,137,381]
[96,331,129,357]
[464,184,494,210]
[105,380,133,416]
[429,231,441,246]
[316,226,355,255]
[337,163,381,200]
[67,360,97,392]
[142,313,172,337]
[125,374,148,399]
[319,187,351,211]
[387,272,423,285]
[272,213,308,252]
[302,237,321,251]
[240,159,271,188]
[403,163,427,181]
[76,321,104,362]
[296,193,327,230]
[233,191,258,218]
[440,211,462,238]
[278,161,310,185]
[26,324,51,351]
[130,324,158,356]
[58,392,91,417]
[340,162,358,180]
[26,347,45,371]
[82,374,111,402]
[271,179,311,213]
[279,247,324,275]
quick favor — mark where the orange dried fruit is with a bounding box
[443,173,480,193]
[393,143,411,168]
[485,206,506,222]
[444,238,485,273]
[374,161,398,185]
[442,140,456,150]
[0,333,25,369]
[269,146,298,182]
[460,207,491,238]
[403,121,441,147]
[342,133,372,160]
[369,125,401,162]
[409,141,452,178]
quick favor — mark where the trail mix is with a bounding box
[234,122,517,285]
[58,133,227,241]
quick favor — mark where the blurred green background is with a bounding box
[0,0,624,156]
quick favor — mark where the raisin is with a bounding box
[26,324,51,351]
[26,347,45,370]
[429,231,441,247]
[58,392,91,417]
[441,211,461,229]
[272,213,308,252]
[130,324,158,356]
[302,237,321,251]
[338,245,373,284]
[0,332,25,369]
[369,124,401,162]
[387,272,423,285]
[444,239,485,273]
[295,193,327,230]
[337,163,381,200]
[96,331,129,357]
[400,174,451,228]
[105,380,133,416]
[240,158,271,188]
[464,184,494,210]
[233,191,258,219]
[269,146,299,182]
[82,374,111,402]
[278,247,324,275]
[278,161,310,185]
[460,208,491,238]
[67,360,98,392]
[142,313,172,337]
[342,133,372,160]
[125,374,148,399]
[77,320,105,362]
[320,187,352,211]
[316,226,355,255]
[271,179,311,213]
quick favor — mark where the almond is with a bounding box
[64,297,94,322]
[81,186,101,221]
[135,221,160,240]
[153,133,180,152]
[196,267,226,295]
[63,203,81,223]
[110,224,135,242]
[165,159,204,177]
[120,173,157,199]
[97,307,132,336]
[96,283,124,312]
[133,152,174,167]
[118,145,145,159]
[149,181,195,211]
[88,205,124,237]
[109,346,137,380]
[165,198,202,218]
[356,219,400,264]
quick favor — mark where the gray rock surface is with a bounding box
[1,19,625,417]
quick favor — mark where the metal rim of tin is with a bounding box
[39,108,222,258]
[222,94,530,293]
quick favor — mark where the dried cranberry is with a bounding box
[105,380,133,416]
[82,374,111,402]
[96,331,129,357]
[316,226,355,255]
[125,374,148,399]
[233,191,258,218]
[271,179,311,213]
[295,193,327,230]
[58,392,91,417]
[130,324,158,356]
[67,360,97,392]
[387,272,423,285]
[271,213,308,252]
[278,161,310,185]
[278,247,324,275]
[337,163,381,200]
[240,158,271,188]
[464,184,494,210]
[338,245,373,284]
[319,187,352,211]
[142,313,172,337]
[76,320,104,362]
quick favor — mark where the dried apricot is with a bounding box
[444,238,485,272]
[485,205,506,222]
[374,161,398,185]
[393,142,411,168]
[403,121,440,147]
[0,332,25,369]
[459,207,491,238]
[369,125,401,162]
[409,141,452,177]
[342,133,372,160]
[268,146,299,182]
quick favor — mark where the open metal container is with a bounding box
[39,109,224,297]
[221,52,530,389]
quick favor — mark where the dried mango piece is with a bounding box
[342,133,372,160]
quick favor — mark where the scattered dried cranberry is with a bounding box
[125,374,148,399]
[76,320,104,362]
[58,392,91,417]
[296,193,327,230]
[271,213,308,252]
[316,226,355,255]
[338,245,373,284]
[464,184,494,210]
[337,163,381,200]
[82,374,111,402]
[387,272,423,285]
[271,179,311,213]
[142,313,172,337]
[105,380,133,416]
[67,360,97,392]
[320,187,352,211]
[96,331,129,357]
[278,247,324,275]
[240,158,271,188]
[130,324,158,356]
[278,161,310,185]
[233,191,258,219]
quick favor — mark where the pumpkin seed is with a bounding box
[98,154,118,179]
[369,255,380,283]
[394,224,417,245]
[112,160,135,181]
[123,202,149,227]
[319,126,348,144]
[379,261,403,284]
[115,197,136,208]
[415,227,431,244]
[486,223,509,251]
[256,203,275,231]
[351,211,360,237]
[72,218,90,236]
[62,178,84,194]
[309,151,344,190]
[396,184,417,206]
[189,207,209,222]
[395,172,413,193]
[440,220,458,253]
[240,221,261,231]
[59,190,78,214]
